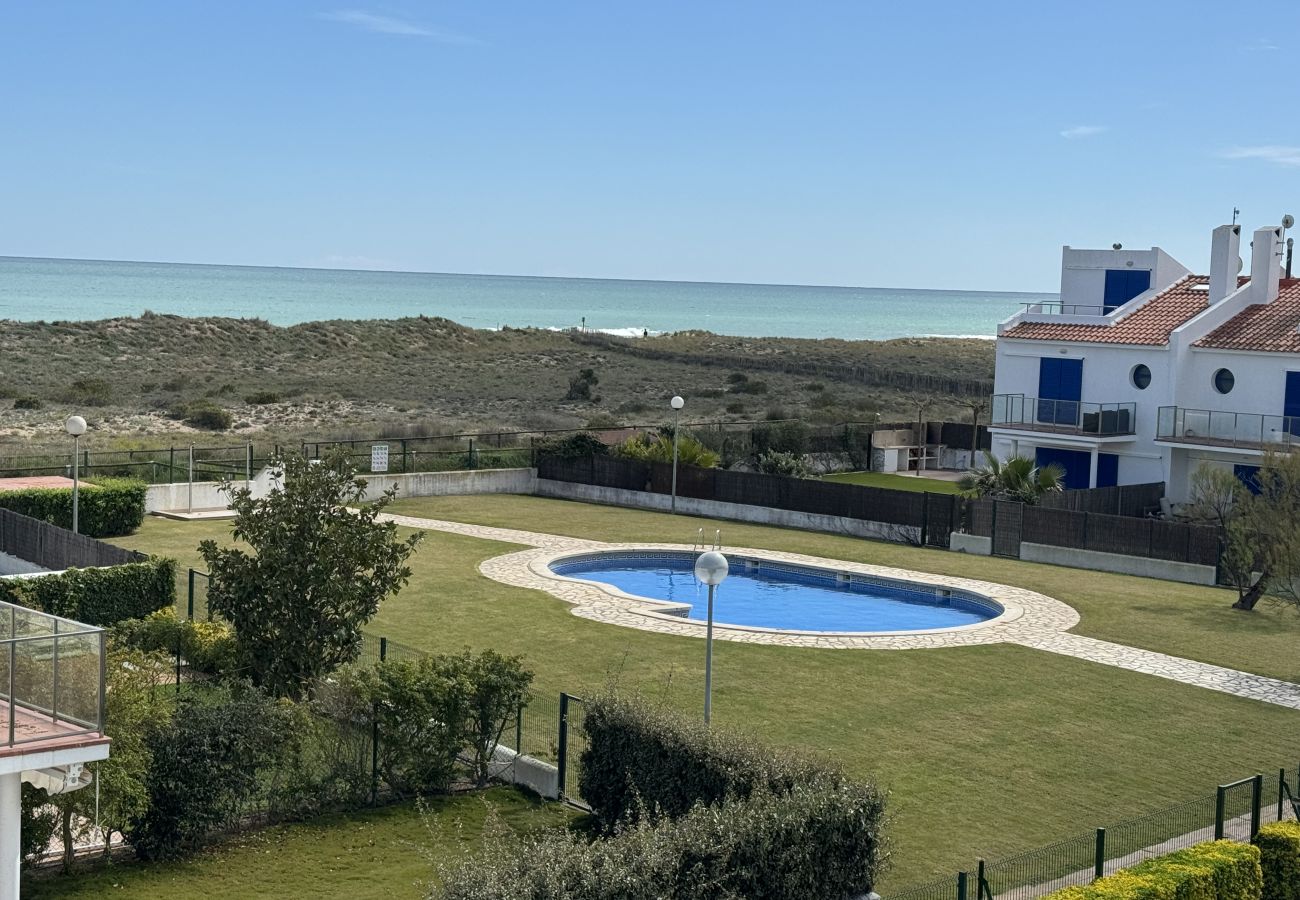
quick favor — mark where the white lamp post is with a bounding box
[694,550,728,724]
[64,415,87,534]
[670,395,685,513]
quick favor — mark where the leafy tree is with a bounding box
[50,646,174,866]
[21,785,57,869]
[755,450,813,479]
[564,368,599,402]
[613,432,720,468]
[534,431,609,460]
[1186,455,1300,611]
[958,453,1064,504]
[128,685,292,860]
[199,452,422,699]
[455,650,533,788]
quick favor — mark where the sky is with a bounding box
[1,1,1297,292]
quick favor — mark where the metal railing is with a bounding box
[0,600,105,747]
[1156,406,1300,450]
[1018,301,1118,317]
[992,395,1136,436]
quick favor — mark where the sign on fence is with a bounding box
[370,444,389,473]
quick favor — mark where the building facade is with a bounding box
[990,221,1297,503]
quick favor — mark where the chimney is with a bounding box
[1208,224,1241,303]
[1250,224,1284,304]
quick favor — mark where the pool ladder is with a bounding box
[692,528,722,552]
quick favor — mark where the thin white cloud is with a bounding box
[320,10,480,44]
[1060,125,1108,140]
[1220,146,1300,167]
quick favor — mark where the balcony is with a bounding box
[0,601,105,759]
[1156,407,1300,452]
[992,394,1137,438]
[1018,301,1116,317]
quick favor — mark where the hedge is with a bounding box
[0,478,146,538]
[0,558,176,626]
[1047,841,1262,900]
[579,692,842,827]
[437,780,888,900]
[1255,821,1300,900]
[113,609,242,676]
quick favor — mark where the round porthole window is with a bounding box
[1213,368,1235,394]
[1131,364,1152,390]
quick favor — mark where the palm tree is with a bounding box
[959,453,1064,504]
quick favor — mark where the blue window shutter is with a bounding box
[1234,464,1262,495]
[1036,446,1091,490]
[1103,269,1151,313]
[1097,453,1119,488]
[1038,358,1082,425]
[1285,372,1300,436]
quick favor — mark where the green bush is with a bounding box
[0,478,146,537]
[1256,821,1300,900]
[62,377,114,406]
[13,397,41,410]
[437,781,887,900]
[244,390,281,405]
[612,433,720,468]
[579,693,848,828]
[756,449,813,478]
[751,420,810,456]
[1047,840,1261,900]
[182,401,233,431]
[113,609,242,676]
[534,432,609,460]
[0,558,175,626]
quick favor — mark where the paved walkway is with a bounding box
[381,512,1300,710]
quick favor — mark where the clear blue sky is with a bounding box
[2,1,1296,292]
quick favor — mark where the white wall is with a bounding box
[1058,247,1188,309]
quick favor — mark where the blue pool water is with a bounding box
[551,554,999,633]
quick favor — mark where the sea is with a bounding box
[0,256,1055,341]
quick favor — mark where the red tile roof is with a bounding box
[1193,279,1300,353]
[1001,275,1209,346]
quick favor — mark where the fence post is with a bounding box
[557,692,571,799]
[370,637,387,805]
[1215,785,1226,839]
[976,859,986,900]
[169,446,175,484]
[1094,827,1106,880]
[1252,773,1263,837]
[515,703,523,755]
[187,568,195,620]
[957,871,968,900]
[921,491,930,546]
[468,438,476,470]
[1279,767,1287,823]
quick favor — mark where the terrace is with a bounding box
[991,394,1137,439]
[1155,406,1300,452]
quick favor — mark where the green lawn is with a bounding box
[24,787,575,900]
[111,499,1300,888]
[821,470,963,493]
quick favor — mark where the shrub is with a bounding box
[62,377,114,406]
[724,401,747,415]
[183,401,233,431]
[534,432,609,460]
[751,420,810,456]
[113,609,242,676]
[1046,840,1261,900]
[565,368,599,402]
[1256,820,1300,900]
[0,558,175,626]
[0,477,146,537]
[438,780,887,900]
[579,693,844,828]
[128,685,293,860]
[13,397,41,410]
[22,785,57,870]
[756,449,813,478]
[726,372,748,384]
[612,433,720,468]
[244,390,281,405]
[729,379,768,395]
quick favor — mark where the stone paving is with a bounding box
[381,512,1300,709]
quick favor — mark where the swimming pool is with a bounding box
[548,551,1001,633]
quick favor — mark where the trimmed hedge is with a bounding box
[438,780,888,900]
[1255,821,1300,900]
[0,558,176,626]
[1047,840,1261,900]
[579,692,841,827]
[113,609,241,676]
[0,478,146,538]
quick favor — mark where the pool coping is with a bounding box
[479,542,1081,650]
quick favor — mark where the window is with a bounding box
[1213,368,1235,394]
[1130,364,1151,390]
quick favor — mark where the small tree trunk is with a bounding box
[60,807,75,870]
[1233,571,1269,610]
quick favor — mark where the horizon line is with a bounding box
[0,254,1058,298]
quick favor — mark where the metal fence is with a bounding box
[0,508,146,570]
[0,442,266,485]
[889,767,1297,900]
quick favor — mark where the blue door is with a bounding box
[1038,357,1083,425]
[1036,446,1091,490]
[1285,372,1300,437]
[1103,269,1151,313]
[1234,464,1262,495]
[1096,453,1119,488]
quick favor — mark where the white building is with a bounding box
[990,221,1298,503]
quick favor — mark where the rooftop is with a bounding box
[1000,275,1211,346]
[1193,279,1300,352]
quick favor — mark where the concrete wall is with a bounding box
[1058,246,1188,310]
[145,466,282,513]
[489,744,560,799]
[1019,541,1216,586]
[358,468,536,502]
[949,533,991,555]
[0,552,48,577]
[537,479,922,543]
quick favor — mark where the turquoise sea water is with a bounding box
[0,256,1053,340]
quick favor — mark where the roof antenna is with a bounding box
[1232,207,1240,225]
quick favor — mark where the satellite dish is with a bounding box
[1284,214,1295,230]
[1237,256,1245,273]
